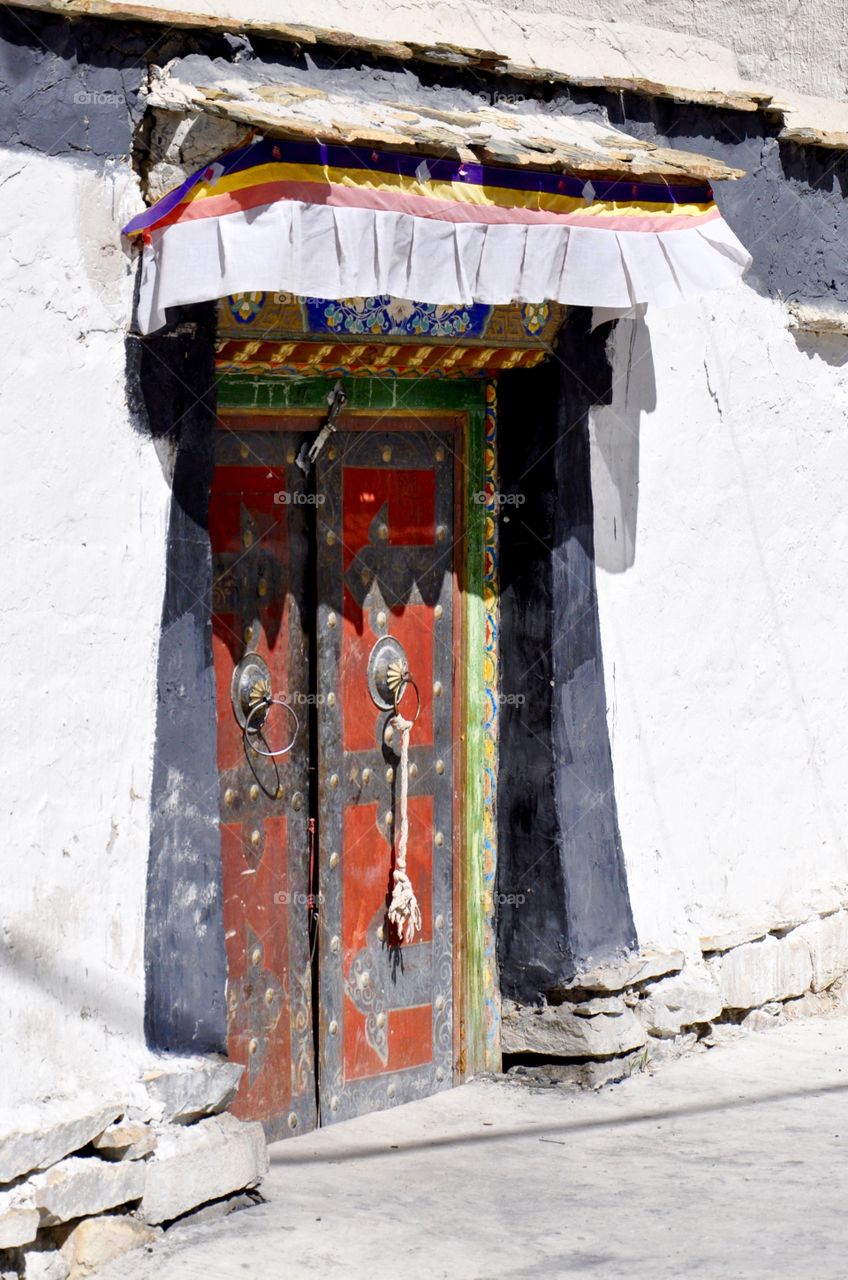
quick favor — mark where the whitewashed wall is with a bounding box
[0,148,168,1106]
[591,285,848,956]
[502,0,848,101]
[60,0,847,102]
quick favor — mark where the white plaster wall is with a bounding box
[0,148,170,1105]
[61,0,846,100]
[591,285,848,955]
[499,0,848,101]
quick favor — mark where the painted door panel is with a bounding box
[210,428,316,1140]
[316,428,456,1123]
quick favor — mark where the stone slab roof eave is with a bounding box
[9,0,771,112]
[146,70,746,184]
[13,0,848,150]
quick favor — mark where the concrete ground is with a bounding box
[112,1016,848,1280]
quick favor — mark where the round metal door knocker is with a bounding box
[243,697,299,758]
[232,652,300,759]
[391,670,421,724]
[232,654,271,729]
[367,636,421,725]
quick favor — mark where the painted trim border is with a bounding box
[482,381,500,1068]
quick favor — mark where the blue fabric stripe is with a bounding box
[122,136,714,236]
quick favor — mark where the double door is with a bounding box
[209,411,459,1138]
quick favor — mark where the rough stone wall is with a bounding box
[502,908,848,1084]
[0,1063,266,1280]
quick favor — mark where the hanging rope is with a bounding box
[387,693,422,944]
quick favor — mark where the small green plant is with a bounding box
[626,1046,651,1076]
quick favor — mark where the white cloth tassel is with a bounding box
[135,204,753,334]
[387,712,422,944]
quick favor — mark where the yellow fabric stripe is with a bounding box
[183,161,714,219]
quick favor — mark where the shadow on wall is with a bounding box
[791,331,848,367]
[125,302,229,1057]
[0,924,144,1040]
[590,315,657,574]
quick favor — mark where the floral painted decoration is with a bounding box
[305,296,492,338]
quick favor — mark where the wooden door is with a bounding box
[209,425,317,1140]
[315,424,457,1123]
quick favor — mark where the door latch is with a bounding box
[296,380,347,475]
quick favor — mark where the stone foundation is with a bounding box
[0,1061,267,1279]
[501,906,848,1086]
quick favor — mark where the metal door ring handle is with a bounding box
[244,697,300,758]
[393,674,421,724]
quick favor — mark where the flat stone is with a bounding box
[501,1001,648,1058]
[172,1188,262,1229]
[782,989,844,1021]
[0,1202,39,1249]
[634,973,724,1039]
[700,1024,743,1049]
[699,925,769,954]
[0,1103,124,1185]
[506,1052,646,1090]
[58,1214,160,1279]
[788,299,848,336]
[570,996,627,1018]
[0,1185,37,1245]
[142,1062,244,1124]
[20,1244,70,1280]
[795,912,848,991]
[741,1006,783,1032]
[711,934,813,1010]
[93,1122,157,1161]
[642,1032,701,1064]
[141,1114,268,1225]
[30,1157,146,1227]
[550,950,685,996]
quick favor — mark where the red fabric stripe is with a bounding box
[149,179,721,234]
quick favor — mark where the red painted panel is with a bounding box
[340,791,435,1079]
[342,597,434,753]
[340,467,436,754]
[209,440,315,1137]
[222,814,291,1121]
[332,456,441,1090]
[386,1007,434,1071]
[341,797,433,961]
[341,467,436,560]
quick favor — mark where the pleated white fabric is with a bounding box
[135,199,751,333]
